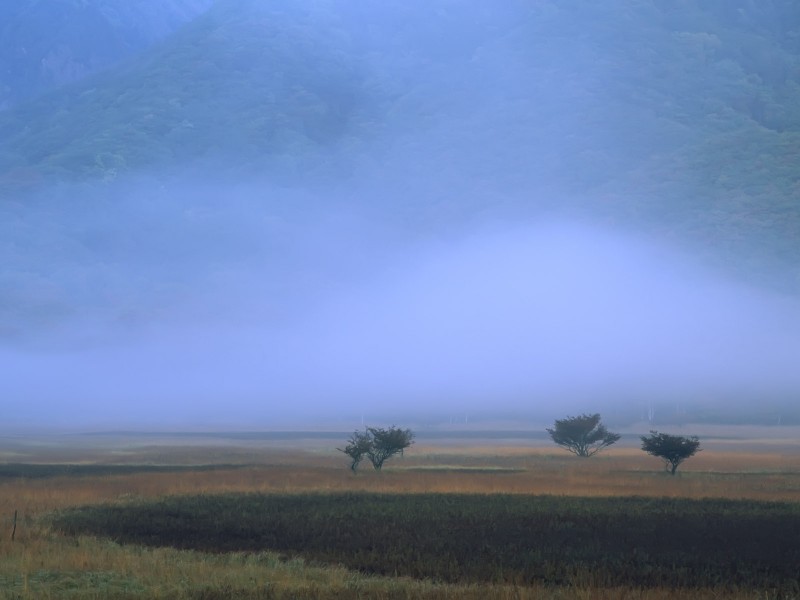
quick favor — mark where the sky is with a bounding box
[3,1,800,431]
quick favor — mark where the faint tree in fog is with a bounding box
[337,426,414,472]
[546,413,621,457]
[640,431,701,475]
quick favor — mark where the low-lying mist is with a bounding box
[3,179,800,430]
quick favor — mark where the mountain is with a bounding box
[0,0,799,287]
[0,0,214,109]
[0,0,367,186]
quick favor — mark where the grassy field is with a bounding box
[1,427,799,598]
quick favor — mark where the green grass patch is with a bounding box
[52,493,800,594]
[0,570,145,597]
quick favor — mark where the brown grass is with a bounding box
[0,432,798,599]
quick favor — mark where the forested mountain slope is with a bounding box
[1,0,799,287]
[0,0,213,109]
[0,0,363,185]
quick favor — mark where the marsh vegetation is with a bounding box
[1,430,799,598]
[53,492,800,592]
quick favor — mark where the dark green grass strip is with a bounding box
[0,463,248,479]
[53,493,800,593]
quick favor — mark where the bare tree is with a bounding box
[546,413,620,457]
[640,430,701,475]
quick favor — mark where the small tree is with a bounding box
[338,426,414,472]
[367,426,414,470]
[640,430,701,475]
[546,413,620,457]
[338,429,373,472]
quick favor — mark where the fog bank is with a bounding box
[4,191,800,429]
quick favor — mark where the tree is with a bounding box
[338,429,373,472]
[546,413,620,457]
[366,426,414,470]
[337,426,414,472]
[640,430,701,475]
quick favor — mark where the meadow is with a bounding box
[1,428,799,599]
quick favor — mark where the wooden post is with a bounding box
[11,510,17,541]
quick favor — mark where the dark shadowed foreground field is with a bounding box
[54,492,800,593]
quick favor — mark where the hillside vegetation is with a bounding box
[0,0,213,109]
[0,0,799,286]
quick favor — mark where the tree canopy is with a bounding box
[640,430,701,475]
[546,413,621,457]
[338,426,414,471]
[338,429,374,473]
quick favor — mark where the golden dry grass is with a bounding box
[0,431,798,599]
